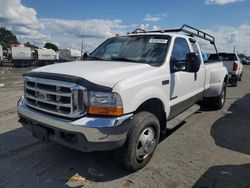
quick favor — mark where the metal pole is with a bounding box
[80,21,84,60]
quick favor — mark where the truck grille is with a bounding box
[24,76,86,118]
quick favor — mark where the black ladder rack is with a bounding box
[131,24,218,53]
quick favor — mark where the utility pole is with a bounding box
[80,21,84,60]
[81,36,84,60]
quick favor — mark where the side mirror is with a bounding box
[82,52,88,60]
[185,53,201,73]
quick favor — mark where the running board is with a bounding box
[167,104,200,130]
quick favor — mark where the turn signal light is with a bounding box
[88,106,123,116]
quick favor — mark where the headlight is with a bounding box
[87,92,123,116]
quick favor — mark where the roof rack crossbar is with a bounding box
[129,25,218,53]
[133,24,215,44]
[180,25,215,44]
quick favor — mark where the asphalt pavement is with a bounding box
[0,65,250,188]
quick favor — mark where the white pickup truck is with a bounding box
[209,52,243,86]
[17,25,228,171]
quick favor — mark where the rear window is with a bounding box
[219,53,237,61]
[208,53,220,61]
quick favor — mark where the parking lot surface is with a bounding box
[0,65,250,188]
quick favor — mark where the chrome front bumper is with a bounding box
[17,99,133,151]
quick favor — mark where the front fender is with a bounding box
[113,80,170,117]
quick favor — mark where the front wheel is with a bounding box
[114,112,160,171]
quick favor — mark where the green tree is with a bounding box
[44,42,58,51]
[0,27,19,49]
[24,42,39,49]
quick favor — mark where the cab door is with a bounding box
[168,37,205,119]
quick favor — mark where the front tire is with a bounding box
[114,112,160,171]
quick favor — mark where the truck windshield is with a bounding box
[88,35,169,65]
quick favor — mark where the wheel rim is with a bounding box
[135,127,156,162]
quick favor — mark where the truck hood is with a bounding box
[32,61,153,88]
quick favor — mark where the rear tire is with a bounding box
[201,82,226,110]
[238,73,243,81]
[212,82,226,109]
[114,112,160,171]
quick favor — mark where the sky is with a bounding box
[0,0,250,54]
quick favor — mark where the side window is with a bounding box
[190,41,202,63]
[191,41,199,54]
[170,37,191,73]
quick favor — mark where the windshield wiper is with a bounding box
[87,56,105,61]
[110,57,139,63]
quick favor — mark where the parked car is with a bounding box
[11,46,32,67]
[241,57,250,65]
[17,25,228,171]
